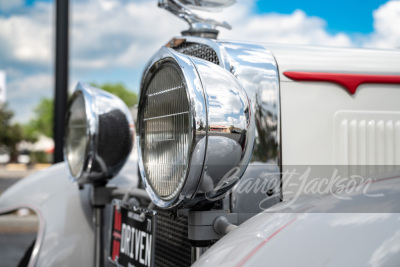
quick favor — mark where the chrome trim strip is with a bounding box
[0,203,45,267]
[147,85,183,96]
[143,111,189,121]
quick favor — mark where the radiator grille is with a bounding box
[173,42,220,65]
[154,210,191,267]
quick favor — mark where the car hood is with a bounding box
[194,176,400,267]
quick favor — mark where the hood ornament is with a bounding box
[158,0,235,39]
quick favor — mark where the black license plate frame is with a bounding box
[108,199,156,267]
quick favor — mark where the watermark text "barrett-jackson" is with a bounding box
[206,166,386,211]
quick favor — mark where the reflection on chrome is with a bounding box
[169,37,280,165]
[218,41,280,164]
[190,57,255,205]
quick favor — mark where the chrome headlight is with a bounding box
[65,83,134,185]
[140,63,191,199]
[137,47,255,209]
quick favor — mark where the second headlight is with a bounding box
[65,83,134,185]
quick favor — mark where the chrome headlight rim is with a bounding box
[64,83,98,184]
[137,48,208,209]
[139,60,193,201]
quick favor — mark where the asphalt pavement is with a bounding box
[0,232,37,266]
[0,167,33,193]
[0,178,20,193]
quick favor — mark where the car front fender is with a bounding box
[0,157,139,267]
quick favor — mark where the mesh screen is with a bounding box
[141,65,191,199]
[97,109,131,175]
[174,42,219,65]
[154,210,191,267]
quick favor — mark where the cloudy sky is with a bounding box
[0,0,399,123]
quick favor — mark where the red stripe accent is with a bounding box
[112,240,120,260]
[114,207,121,231]
[283,71,400,95]
[236,217,297,267]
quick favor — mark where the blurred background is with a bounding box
[0,0,399,166]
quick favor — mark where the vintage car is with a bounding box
[1,0,400,266]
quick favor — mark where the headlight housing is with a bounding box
[137,47,255,209]
[65,83,134,185]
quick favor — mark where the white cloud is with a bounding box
[68,0,357,74]
[7,73,53,123]
[0,2,53,123]
[70,0,187,69]
[2,0,399,77]
[202,1,353,47]
[7,73,52,99]
[0,3,53,65]
[363,0,400,49]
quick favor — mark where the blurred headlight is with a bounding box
[137,48,255,209]
[65,91,87,178]
[65,83,134,185]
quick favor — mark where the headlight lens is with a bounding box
[141,64,191,200]
[65,92,88,178]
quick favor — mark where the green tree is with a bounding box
[0,103,24,158]
[24,98,53,138]
[91,82,138,107]
[23,83,137,139]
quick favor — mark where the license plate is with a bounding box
[109,199,156,267]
